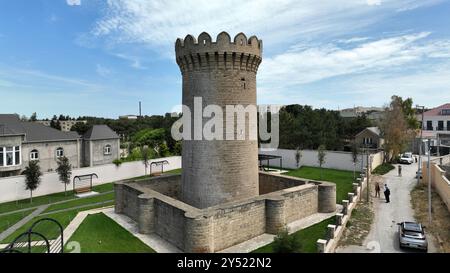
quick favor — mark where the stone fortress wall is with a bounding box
[115,172,336,253]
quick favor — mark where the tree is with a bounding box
[141,146,150,175]
[295,147,303,169]
[71,123,90,135]
[380,96,417,162]
[23,161,42,203]
[56,156,72,196]
[272,228,302,253]
[317,144,327,180]
[30,112,37,121]
[50,119,61,130]
[351,141,359,181]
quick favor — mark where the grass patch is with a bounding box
[66,213,155,253]
[411,184,450,252]
[1,201,114,244]
[338,201,374,247]
[286,166,357,203]
[253,216,335,253]
[0,210,34,233]
[43,192,114,213]
[372,163,395,175]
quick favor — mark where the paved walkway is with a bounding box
[337,162,437,253]
[0,191,114,245]
[0,205,49,242]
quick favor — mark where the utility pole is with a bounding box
[366,149,370,203]
[427,139,432,225]
[416,105,425,185]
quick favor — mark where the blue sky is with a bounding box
[0,0,449,119]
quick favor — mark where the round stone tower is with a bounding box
[175,31,263,208]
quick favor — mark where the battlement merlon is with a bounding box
[175,31,263,73]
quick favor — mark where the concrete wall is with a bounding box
[0,156,181,204]
[422,155,450,213]
[259,148,384,172]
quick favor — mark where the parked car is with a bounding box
[398,222,428,251]
[399,152,414,164]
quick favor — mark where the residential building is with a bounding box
[36,119,87,132]
[82,125,120,167]
[416,103,450,156]
[340,106,385,121]
[118,115,139,120]
[355,127,384,150]
[0,114,120,177]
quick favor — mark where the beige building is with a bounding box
[36,119,87,132]
[355,127,384,150]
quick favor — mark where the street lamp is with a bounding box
[416,105,425,185]
[427,139,432,225]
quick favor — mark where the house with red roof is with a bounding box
[417,103,450,156]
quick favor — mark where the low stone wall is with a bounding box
[115,171,337,253]
[317,171,368,253]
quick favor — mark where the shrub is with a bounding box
[272,228,302,253]
[113,159,123,167]
[372,163,395,175]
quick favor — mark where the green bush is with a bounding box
[272,228,302,253]
[372,163,395,175]
[113,159,122,167]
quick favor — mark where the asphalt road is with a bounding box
[337,161,437,253]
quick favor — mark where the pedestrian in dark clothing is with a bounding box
[398,165,402,177]
[384,184,390,203]
[375,182,380,198]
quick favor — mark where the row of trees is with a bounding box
[277,105,373,150]
[23,157,72,203]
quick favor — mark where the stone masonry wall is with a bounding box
[114,171,332,252]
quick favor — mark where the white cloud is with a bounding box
[90,0,439,55]
[259,32,450,87]
[96,64,112,77]
[66,0,81,6]
[367,0,382,6]
[113,53,146,69]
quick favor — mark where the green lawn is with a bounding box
[253,216,335,253]
[0,182,114,215]
[1,201,114,244]
[65,213,155,253]
[0,210,34,233]
[372,163,395,175]
[43,192,114,213]
[286,166,358,204]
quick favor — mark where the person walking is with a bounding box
[384,184,390,203]
[375,182,380,198]
[398,165,402,177]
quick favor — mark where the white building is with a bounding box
[417,103,450,156]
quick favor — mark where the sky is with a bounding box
[0,0,449,119]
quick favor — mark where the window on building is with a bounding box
[438,121,444,131]
[363,137,373,145]
[30,149,39,161]
[441,109,450,115]
[426,121,433,130]
[56,147,64,158]
[0,147,3,167]
[14,146,20,165]
[447,121,450,131]
[104,145,112,155]
[6,147,13,166]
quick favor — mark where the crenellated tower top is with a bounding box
[175,31,263,73]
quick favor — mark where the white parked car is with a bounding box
[399,152,414,164]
